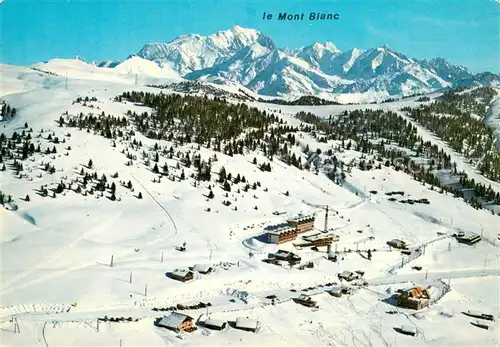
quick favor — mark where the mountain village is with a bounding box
[1,25,500,347]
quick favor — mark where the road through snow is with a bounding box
[367,268,500,285]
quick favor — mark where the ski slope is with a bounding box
[1,61,499,347]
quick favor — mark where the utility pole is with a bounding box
[324,206,329,233]
[425,269,428,280]
[13,317,20,333]
[110,255,114,267]
[448,242,451,252]
[119,339,123,347]
[144,283,148,297]
[134,74,138,86]
[97,318,100,332]
[160,251,164,263]
[129,271,133,284]
[65,72,68,90]
[209,249,212,260]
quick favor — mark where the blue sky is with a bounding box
[1,0,498,72]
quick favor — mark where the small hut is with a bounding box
[269,250,301,263]
[293,294,317,307]
[170,270,194,282]
[203,318,227,331]
[191,264,214,274]
[399,325,417,336]
[329,287,343,298]
[235,317,258,332]
[338,270,359,282]
[454,232,481,245]
[387,239,407,249]
[157,312,194,332]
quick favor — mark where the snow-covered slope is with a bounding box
[112,56,182,80]
[1,64,499,347]
[484,90,500,148]
[1,64,59,97]
[31,57,183,86]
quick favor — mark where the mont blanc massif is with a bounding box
[90,25,500,100]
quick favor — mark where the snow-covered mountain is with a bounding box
[454,72,500,88]
[136,25,275,76]
[91,26,500,98]
[112,56,182,79]
[92,60,121,68]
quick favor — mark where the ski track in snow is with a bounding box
[1,210,124,293]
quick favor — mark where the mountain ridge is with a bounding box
[47,26,500,98]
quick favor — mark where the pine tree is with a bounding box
[218,166,227,183]
[234,173,241,184]
[138,192,143,199]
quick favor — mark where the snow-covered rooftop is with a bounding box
[171,269,193,278]
[158,312,192,329]
[235,317,258,330]
[204,318,226,328]
[302,232,339,242]
[287,214,315,223]
[191,264,213,273]
[266,224,295,235]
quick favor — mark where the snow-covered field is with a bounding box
[1,62,499,347]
